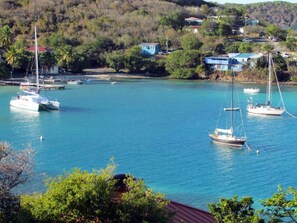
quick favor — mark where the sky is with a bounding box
[205,0,296,4]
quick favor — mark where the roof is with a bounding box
[185,17,203,22]
[234,53,256,58]
[167,201,216,223]
[139,43,160,47]
[26,46,51,52]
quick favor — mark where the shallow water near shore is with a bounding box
[1,78,297,210]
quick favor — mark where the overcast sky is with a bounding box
[205,0,296,4]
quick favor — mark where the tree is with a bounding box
[4,46,26,76]
[218,22,232,37]
[0,25,14,51]
[218,7,245,31]
[54,45,76,71]
[165,50,201,79]
[181,33,202,50]
[20,161,172,223]
[0,143,34,222]
[260,43,274,53]
[200,19,218,36]
[238,42,252,53]
[260,186,297,223]
[159,12,184,31]
[208,196,264,223]
[225,43,241,53]
[106,51,126,72]
[265,25,287,41]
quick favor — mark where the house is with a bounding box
[204,56,232,71]
[204,54,263,72]
[184,17,203,33]
[245,18,259,26]
[185,17,203,26]
[139,43,161,56]
[228,53,263,71]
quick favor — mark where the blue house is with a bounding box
[204,57,232,71]
[139,43,160,56]
[228,53,263,71]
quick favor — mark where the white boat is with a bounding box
[10,26,60,111]
[243,88,260,94]
[209,69,246,147]
[247,53,285,116]
[67,80,84,85]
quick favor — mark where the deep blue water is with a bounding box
[1,78,297,210]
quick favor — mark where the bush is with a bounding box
[20,161,172,223]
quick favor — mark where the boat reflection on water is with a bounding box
[10,106,40,123]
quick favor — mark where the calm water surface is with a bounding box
[1,79,297,210]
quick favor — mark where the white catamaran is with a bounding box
[209,70,246,147]
[10,27,60,111]
[247,53,285,116]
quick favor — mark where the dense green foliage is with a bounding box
[208,196,264,223]
[165,50,201,79]
[209,186,297,223]
[20,162,172,223]
[0,0,296,79]
[260,186,297,223]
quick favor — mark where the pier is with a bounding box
[0,80,65,90]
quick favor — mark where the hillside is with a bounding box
[0,0,296,46]
[243,1,297,28]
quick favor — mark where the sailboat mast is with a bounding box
[34,26,39,91]
[231,68,234,136]
[267,53,272,105]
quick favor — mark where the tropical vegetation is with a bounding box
[0,0,296,80]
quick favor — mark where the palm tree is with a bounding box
[55,45,75,72]
[5,46,25,78]
[0,25,13,51]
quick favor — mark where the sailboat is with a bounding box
[247,53,285,116]
[209,69,246,147]
[10,27,60,111]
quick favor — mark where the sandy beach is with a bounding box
[82,68,150,80]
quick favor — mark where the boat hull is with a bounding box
[243,88,260,94]
[209,134,246,147]
[10,98,40,111]
[247,104,285,116]
[10,95,59,111]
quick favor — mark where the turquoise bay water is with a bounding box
[1,79,297,210]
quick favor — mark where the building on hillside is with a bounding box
[245,18,259,26]
[204,56,232,71]
[228,53,263,71]
[184,17,203,33]
[185,17,203,26]
[139,43,161,56]
[204,53,263,72]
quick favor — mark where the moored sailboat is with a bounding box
[247,53,285,116]
[209,69,246,147]
[10,27,60,111]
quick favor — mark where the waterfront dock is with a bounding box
[0,80,65,90]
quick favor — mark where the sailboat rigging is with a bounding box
[10,26,60,111]
[247,53,285,116]
[209,68,246,147]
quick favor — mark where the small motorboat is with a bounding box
[67,80,84,85]
[243,88,260,94]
